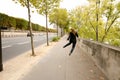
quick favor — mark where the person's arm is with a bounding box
[67,32,70,40]
[76,32,78,37]
[76,32,80,41]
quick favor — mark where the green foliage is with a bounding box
[16,18,28,30]
[49,8,68,28]
[12,0,35,7]
[52,36,60,42]
[0,13,56,32]
[109,39,120,47]
[33,0,61,15]
[0,13,9,27]
[116,2,120,11]
[8,16,16,29]
[67,0,120,47]
[49,8,69,36]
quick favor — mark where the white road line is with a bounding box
[34,40,38,42]
[2,41,10,44]
[2,45,12,49]
[17,41,29,45]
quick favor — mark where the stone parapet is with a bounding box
[79,39,120,80]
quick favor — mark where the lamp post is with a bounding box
[0,27,3,72]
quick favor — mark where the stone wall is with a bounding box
[78,39,120,80]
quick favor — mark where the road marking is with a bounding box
[34,40,38,42]
[2,41,10,44]
[2,45,12,49]
[17,41,29,45]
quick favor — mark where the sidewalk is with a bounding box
[0,36,108,80]
[20,36,108,80]
[0,39,57,80]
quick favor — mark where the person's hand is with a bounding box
[77,38,80,41]
[67,38,69,40]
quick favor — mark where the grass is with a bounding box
[52,36,60,42]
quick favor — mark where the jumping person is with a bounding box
[63,28,79,56]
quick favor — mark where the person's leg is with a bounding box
[63,42,71,48]
[69,42,76,56]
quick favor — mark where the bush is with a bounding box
[110,39,120,47]
[52,37,60,42]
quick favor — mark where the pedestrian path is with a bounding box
[20,36,108,80]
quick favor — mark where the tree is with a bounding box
[84,0,101,41]
[100,0,120,42]
[8,17,16,29]
[70,0,120,44]
[0,13,9,27]
[49,9,59,37]
[87,0,120,42]
[12,0,35,56]
[33,0,61,46]
[16,18,28,30]
[49,8,68,37]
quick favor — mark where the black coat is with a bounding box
[67,32,78,43]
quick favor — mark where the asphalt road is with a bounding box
[2,33,56,62]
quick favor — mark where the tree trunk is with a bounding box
[61,27,63,37]
[45,1,49,46]
[57,24,58,37]
[101,16,118,42]
[46,14,49,46]
[27,0,35,56]
[96,0,100,41]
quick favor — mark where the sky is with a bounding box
[60,0,89,10]
[0,0,88,28]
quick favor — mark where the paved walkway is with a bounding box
[19,36,108,80]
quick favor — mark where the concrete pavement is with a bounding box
[19,36,108,80]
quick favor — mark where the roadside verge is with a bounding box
[0,41,57,80]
